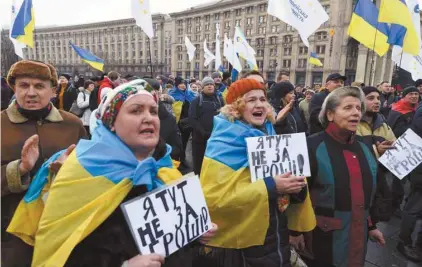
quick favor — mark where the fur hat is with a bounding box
[225,79,266,104]
[7,60,58,90]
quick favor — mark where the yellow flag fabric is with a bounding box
[172,101,183,123]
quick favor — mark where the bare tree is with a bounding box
[1,29,20,77]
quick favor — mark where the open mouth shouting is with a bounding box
[252,110,265,120]
[139,127,156,138]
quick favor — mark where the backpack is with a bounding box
[196,93,224,118]
[69,92,86,117]
[89,87,99,111]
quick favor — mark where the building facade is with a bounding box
[17,0,393,86]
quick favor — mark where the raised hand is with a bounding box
[19,135,40,176]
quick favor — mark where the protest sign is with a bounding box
[121,176,212,257]
[246,133,311,182]
[379,129,422,179]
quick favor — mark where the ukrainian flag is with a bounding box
[200,114,315,248]
[10,0,35,47]
[379,0,420,56]
[168,86,196,123]
[7,123,181,267]
[348,0,390,56]
[309,52,323,67]
[70,41,104,71]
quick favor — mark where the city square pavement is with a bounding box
[186,140,422,267]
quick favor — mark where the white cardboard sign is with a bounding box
[121,176,212,257]
[379,129,422,179]
[246,133,311,182]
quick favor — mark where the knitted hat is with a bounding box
[402,86,419,97]
[225,79,266,104]
[362,86,379,96]
[7,60,58,89]
[211,72,221,79]
[175,76,185,87]
[98,79,155,130]
[202,77,214,87]
[271,82,295,100]
[415,79,422,88]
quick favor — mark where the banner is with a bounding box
[379,129,422,179]
[246,133,311,182]
[121,176,212,256]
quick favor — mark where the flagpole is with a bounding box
[369,21,379,86]
[148,37,154,77]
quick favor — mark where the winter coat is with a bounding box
[77,88,92,126]
[410,103,422,189]
[158,103,183,162]
[387,99,416,138]
[379,92,398,118]
[1,101,86,267]
[309,89,330,134]
[188,92,224,142]
[304,123,378,267]
[274,105,307,135]
[54,84,77,112]
[97,77,115,104]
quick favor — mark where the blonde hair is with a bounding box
[220,96,275,124]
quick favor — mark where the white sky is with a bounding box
[0,0,215,29]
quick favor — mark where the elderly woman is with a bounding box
[299,86,385,267]
[8,80,217,267]
[200,79,315,267]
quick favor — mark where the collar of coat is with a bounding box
[6,100,63,124]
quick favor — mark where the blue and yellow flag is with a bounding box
[200,114,315,248]
[10,0,35,47]
[168,86,196,123]
[70,41,104,71]
[348,0,390,56]
[7,123,181,267]
[309,52,323,67]
[379,0,420,56]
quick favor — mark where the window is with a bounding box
[270,48,278,56]
[316,45,326,54]
[284,47,292,56]
[196,17,201,23]
[283,35,293,43]
[257,49,264,57]
[178,29,183,35]
[298,59,307,68]
[205,34,210,41]
[178,62,182,69]
[178,54,183,60]
[283,59,291,68]
[247,17,253,26]
[235,20,241,26]
[187,62,191,69]
[195,62,200,69]
[258,27,266,34]
[224,11,230,18]
[225,21,230,28]
[187,26,192,33]
[259,16,266,24]
[195,34,201,41]
[272,16,279,22]
[299,47,308,55]
[315,31,328,41]
[187,18,192,25]
[270,59,277,68]
[257,38,265,46]
[257,60,264,69]
[196,25,202,32]
[269,36,277,45]
[214,13,220,20]
[205,24,210,31]
[271,25,277,33]
[235,9,241,16]
[259,4,267,12]
[178,37,183,43]
[246,29,252,36]
[247,6,254,13]
[286,25,293,32]
[177,46,183,52]
[205,15,210,21]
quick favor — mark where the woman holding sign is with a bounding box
[300,86,385,267]
[7,80,217,267]
[200,79,315,267]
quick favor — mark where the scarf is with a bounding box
[391,98,417,115]
[16,101,52,121]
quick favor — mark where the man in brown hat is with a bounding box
[1,60,87,266]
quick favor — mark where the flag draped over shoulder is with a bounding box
[348,0,390,56]
[10,0,35,47]
[7,123,181,267]
[70,41,105,71]
[200,114,315,248]
[168,87,196,122]
[379,0,420,56]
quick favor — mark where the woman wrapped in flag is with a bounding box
[200,79,316,267]
[7,79,217,267]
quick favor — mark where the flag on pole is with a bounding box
[204,40,216,67]
[379,0,420,56]
[234,27,258,70]
[223,34,242,72]
[215,23,223,71]
[10,0,35,48]
[267,0,328,47]
[185,36,196,62]
[391,0,422,81]
[69,41,104,71]
[309,52,323,66]
[131,0,154,39]
[10,0,25,58]
[348,0,390,56]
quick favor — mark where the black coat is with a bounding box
[379,93,397,118]
[410,103,422,189]
[308,89,329,135]
[387,109,415,138]
[64,139,193,267]
[158,103,183,162]
[274,106,307,135]
[54,84,77,112]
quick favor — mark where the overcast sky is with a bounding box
[0,0,215,29]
